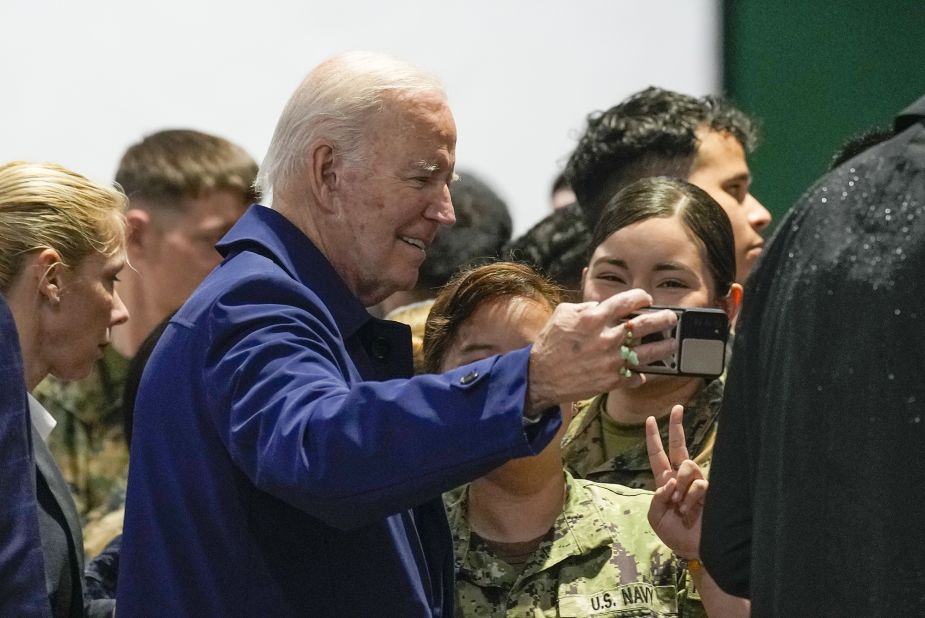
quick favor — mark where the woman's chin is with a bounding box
[51,363,95,384]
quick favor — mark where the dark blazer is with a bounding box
[118,205,561,617]
[0,294,50,617]
[34,405,117,618]
[34,423,85,618]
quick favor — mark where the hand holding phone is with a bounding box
[625,307,729,378]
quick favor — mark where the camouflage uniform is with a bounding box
[32,346,130,527]
[562,380,723,491]
[447,472,704,617]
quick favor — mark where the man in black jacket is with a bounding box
[702,93,925,616]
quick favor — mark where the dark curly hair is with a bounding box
[565,87,758,226]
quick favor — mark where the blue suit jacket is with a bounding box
[118,205,560,617]
[0,294,51,617]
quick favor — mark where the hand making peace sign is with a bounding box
[645,404,707,560]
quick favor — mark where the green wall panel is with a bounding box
[724,1,925,226]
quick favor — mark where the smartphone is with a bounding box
[625,306,729,378]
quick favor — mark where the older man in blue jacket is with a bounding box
[117,51,678,617]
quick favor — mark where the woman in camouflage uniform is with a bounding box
[562,177,743,491]
[424,261,746,617]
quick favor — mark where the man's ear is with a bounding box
[308,141,338,213]
[720,283,744,323]
[125,209,153,260]
[34,248,65,305]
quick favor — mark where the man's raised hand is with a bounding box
[526,289,677,414]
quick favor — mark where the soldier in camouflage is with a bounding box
[424,260,747,618]
[34,129,257,548]
[561,176,744,500]
[447,472,700,617]
[562,379,721,490]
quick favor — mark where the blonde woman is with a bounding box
[0,161,128,617]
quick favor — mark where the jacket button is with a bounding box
[370,336,390,360]
[459,371,479,385]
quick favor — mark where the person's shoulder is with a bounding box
[576,478,653,506]
[442,483,467,514]
[566,478,657,542]
[198,250,297,301]
[182,250,329,328]
[562,395,604,446]
[570,396,602,423]
[574,479,673,566]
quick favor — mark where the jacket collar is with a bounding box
[216,205,371,339]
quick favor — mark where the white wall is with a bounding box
[0,0,719,235]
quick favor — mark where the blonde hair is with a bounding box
[0,161,127,292]
[257,50,445,202]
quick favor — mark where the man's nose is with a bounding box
[426,185,455,226]
[746,193,772,232]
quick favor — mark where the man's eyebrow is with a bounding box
[411,160,459,182]
[724,171,752,184]
[412,160,440,173]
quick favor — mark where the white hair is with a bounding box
[257,51,446,204]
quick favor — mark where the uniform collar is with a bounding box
[563,379,723,482]
[216,205,371,339]
[450,473,613,588]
